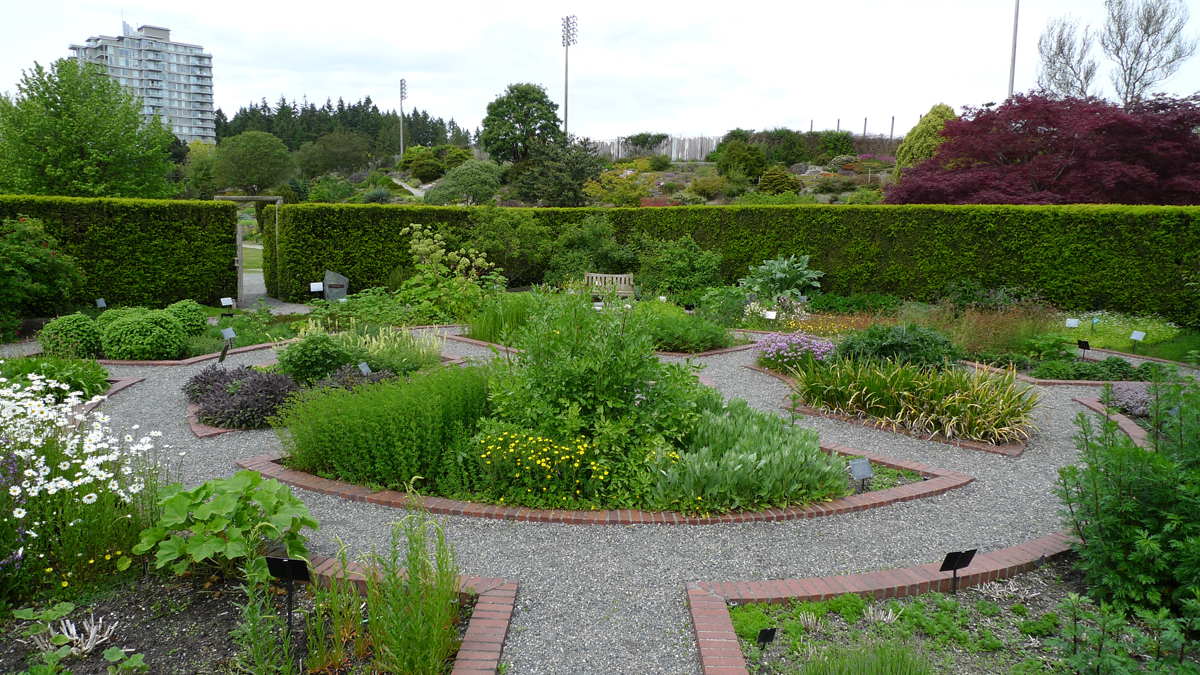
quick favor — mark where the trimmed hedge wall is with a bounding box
[263,204,1200,324]
[0,196,237,308]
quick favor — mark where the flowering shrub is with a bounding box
[0,373,168,605]
[1106,382,1150,417]
[755,333,835,373]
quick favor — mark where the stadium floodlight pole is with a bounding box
[562,15,577,135]
[399,78,408,157]
[1008,0,1020,99]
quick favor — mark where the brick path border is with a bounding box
[236,444,973,526]
[1073,397,1150,448]
[301,552,516,675]
[70,376,143,417]
[686,531,1075,674]
[744,364,1029,457]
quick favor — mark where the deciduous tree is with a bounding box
[213,131,294,195]
[0,59,176,198]
[884,93,1200,205]
[479,83,562,165]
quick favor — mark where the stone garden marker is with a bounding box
[323,270,350,303]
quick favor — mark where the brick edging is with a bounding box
[236,445,973,526]
[1073,397,1150,448]
[743,364,1028,457]
[95,339,294,367]
[303,553,516,675]
[961,360,1146,387]
[445,333,760,359]
[687,530,1075,674]
[1085,346,1197,370]
[74,377,144,417]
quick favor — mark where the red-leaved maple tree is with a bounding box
[884,93,1200,205]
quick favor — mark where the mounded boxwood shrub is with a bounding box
[101,310,186,360]
[96,307,148,331]
[263,204,1200,326]
[164,299,207,337]
[38,313,103,358]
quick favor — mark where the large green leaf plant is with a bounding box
[132,470,318,579]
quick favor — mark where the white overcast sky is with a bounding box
[2,0,1198,141]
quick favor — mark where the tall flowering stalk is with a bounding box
[755,333,835,374]
[0,369,170,601]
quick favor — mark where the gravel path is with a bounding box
[91,337,1097,675]
[243,271,312,316]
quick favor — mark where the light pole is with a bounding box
[562,15,577,136]
[399,78,407,158]
[1008,0,1020,99]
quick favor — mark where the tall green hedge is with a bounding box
[263,203,1200,324]
[0,196,237,307]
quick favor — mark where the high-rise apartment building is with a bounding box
[69,22,215,144]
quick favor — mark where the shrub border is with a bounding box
[1073,397,1150,448]
[296,552,516,675]
[235,444,974,526]
[686,531,1075,675]
[744,364,1029,457]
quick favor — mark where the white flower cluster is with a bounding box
[1,374,160,524]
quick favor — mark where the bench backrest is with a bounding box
[584,273,635,297]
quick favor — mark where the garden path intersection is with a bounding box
[92,329,1093,675]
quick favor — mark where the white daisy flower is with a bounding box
[81,493,97,504]
[8,486,19,497]
[13,508,26,518]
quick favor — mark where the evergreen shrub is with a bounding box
[262,203,1200,326]
[38,312,102,358]
[0,196,236,306]
[101,310,186,360]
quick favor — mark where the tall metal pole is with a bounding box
[562,16,577,135]
[1008,0,1020,98]
[399,78,407,158]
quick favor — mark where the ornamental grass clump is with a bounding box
[0,374,170,605]
[790,359,1039,444]
[755,333,835,374]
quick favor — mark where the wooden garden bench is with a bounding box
[584,273,635,298]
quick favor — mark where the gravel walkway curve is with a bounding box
[91,335,1094,675]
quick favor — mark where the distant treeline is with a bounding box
[215,96,475,154]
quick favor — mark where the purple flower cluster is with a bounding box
[755,333,836,373]
[1108,382,1149,417]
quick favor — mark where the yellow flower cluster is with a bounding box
[477,432,609,502]
[798,313,895,339]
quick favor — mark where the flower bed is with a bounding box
[238,442,975,525]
